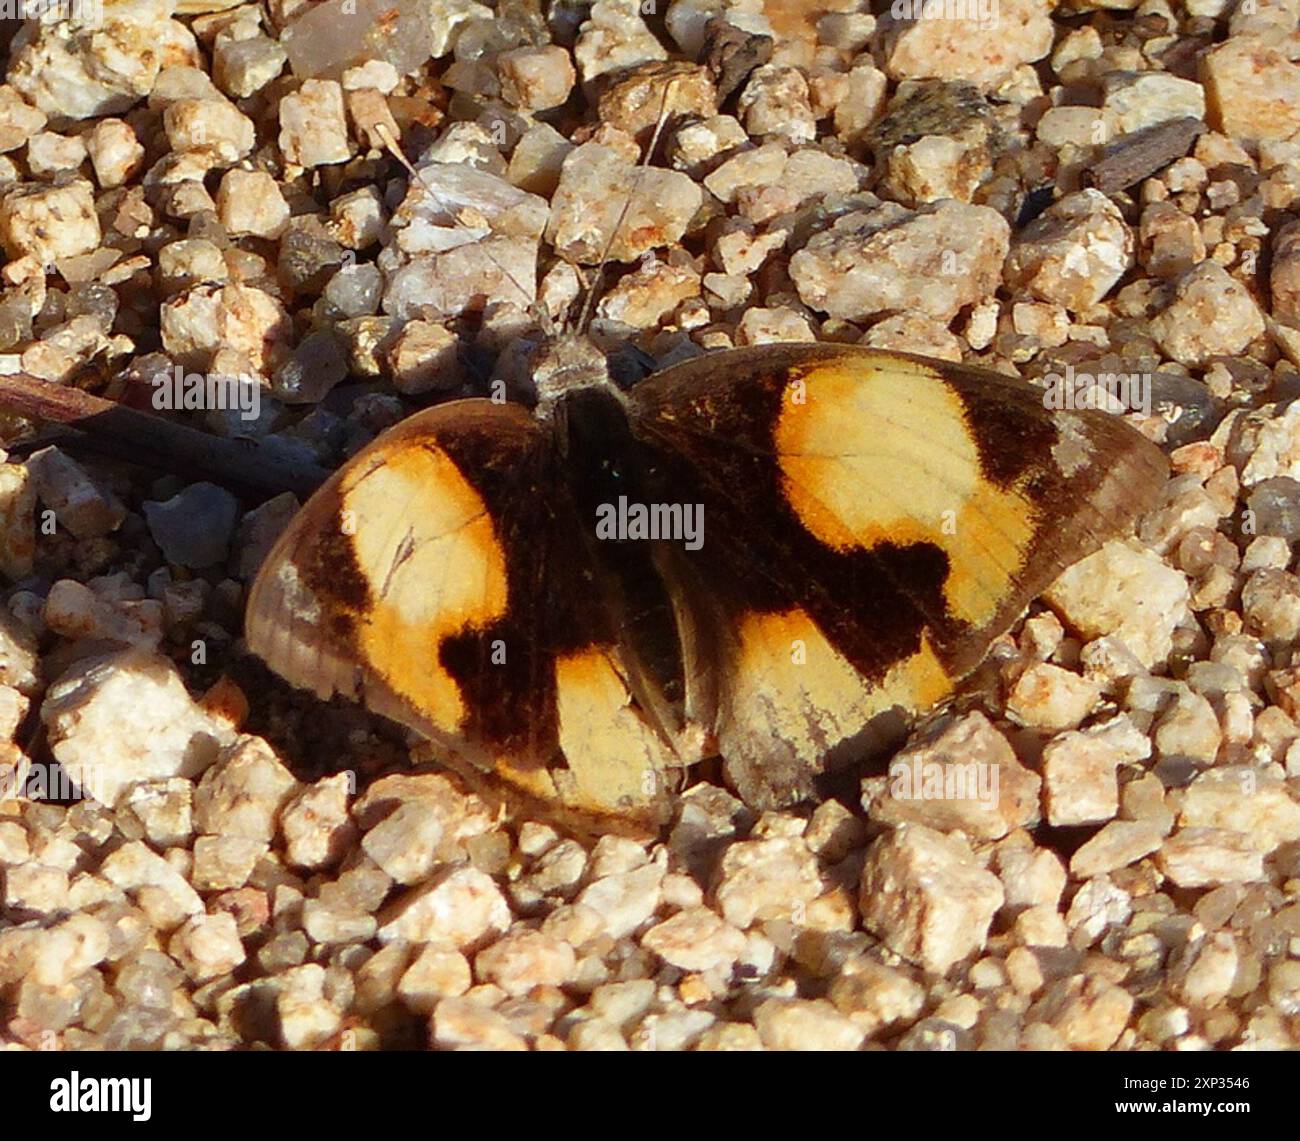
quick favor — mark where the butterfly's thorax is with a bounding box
[554,386,645,513]
[534,335,677,541]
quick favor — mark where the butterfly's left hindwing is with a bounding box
[629,343,1169,808]
[245,399,684,838]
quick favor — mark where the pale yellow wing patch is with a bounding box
[480,646,681,832]
[716,607,951,807]
[246,399,688,839]
[721,609,951,752]
[553,647,679,814]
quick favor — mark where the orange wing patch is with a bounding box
[340,442,508,734]
[774,358,1037,628]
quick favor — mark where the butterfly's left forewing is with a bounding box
[630,343,1169,809]
[246,399,684,837]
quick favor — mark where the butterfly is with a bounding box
[245,331,1168,839]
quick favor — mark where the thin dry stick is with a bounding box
[0,373,330,497]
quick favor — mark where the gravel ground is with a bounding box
[3,0,1300,1051]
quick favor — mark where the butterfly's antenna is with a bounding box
[574,77,679,337]
[373,121,556,341]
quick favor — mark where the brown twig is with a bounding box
[0,373,330,498]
